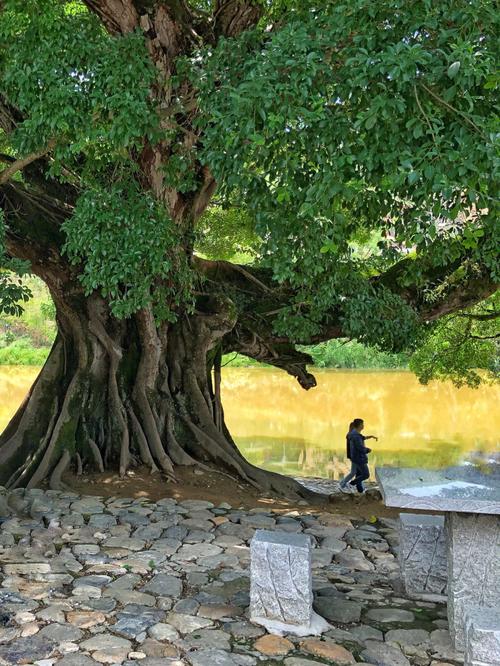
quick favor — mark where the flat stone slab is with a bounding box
[0,636,55,664]
[376,464,500,514]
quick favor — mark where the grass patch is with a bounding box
[0,338,51,365]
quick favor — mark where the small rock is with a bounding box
[197,604,241,620]
[0,636,55,664]
[3,563,51,575]
[335,549,374,572]
[181,629,231,651]
[365,608,415,624]
[57,655,99,666]
[66,611,106,628]
[166,612,213,634]
[350,625,384,643]
[112,605,164,639]
[141,574,182,598]
[38,623,84,643]
[80,633,131,664]
[385,628,430,647]
[175,543,222,562]
[223,620,264,639]
[314,597,362,623]
[148,623,179,642]
[179,500,214,511]
[188,650,254,665]
[361,640,411,666]
[254,635,294,656]
[300,638,355,664]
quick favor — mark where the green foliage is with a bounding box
[0,337,50,365]
[1,0,157,167]
[0,211,32,316]
[410,294,499,387]
[197,0,499,342]
[196,205,260,262]
[304,340,409,369]
[224,339,408,369]
[0,275,56,343]
[63,181,193,320]
[0,1,193,321]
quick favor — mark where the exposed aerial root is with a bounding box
[88,301,130,477]
[26,365,85,490]
[88,438,105,473]
[75,452,83,476]
[128,405,159,474]
[49,449,72,490]
[180,416,261,490]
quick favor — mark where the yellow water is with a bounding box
[1,366,499,479]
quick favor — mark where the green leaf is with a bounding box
[365,114,377,130]
[447,61,461,78]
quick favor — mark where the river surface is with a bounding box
[1,366,499,479]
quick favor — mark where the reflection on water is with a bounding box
[0,366,39,433]
[221,368,500,479]
[1,366,499,479]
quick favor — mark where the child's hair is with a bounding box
[352,418,364,428]
[348,421,354,431]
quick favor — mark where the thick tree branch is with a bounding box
[457,311,499,321]
[0,140,56,186]
[0,182,70,269]
[214,0,262,38]
[82,0,139,33]
[377,256,498,322]
[195,255,498,388]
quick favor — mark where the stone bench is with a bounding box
[249,529,329,636]
[399,513,447,597]
[465,607,500,665]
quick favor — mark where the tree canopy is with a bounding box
[1,0,498,367]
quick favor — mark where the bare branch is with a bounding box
[420,83,487,139]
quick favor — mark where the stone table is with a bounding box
[376,464,500,652]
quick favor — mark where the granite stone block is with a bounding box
[465,607,500,665]
[250,530,329,636]
[250,530,312,627]
[446,512,500,651]
[399,513,447,596]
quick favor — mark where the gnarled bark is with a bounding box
[0,268,312,498]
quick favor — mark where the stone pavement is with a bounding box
[0,488,463,666]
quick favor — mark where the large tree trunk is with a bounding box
[0,274,311,498]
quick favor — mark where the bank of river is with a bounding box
[1,366,499,479]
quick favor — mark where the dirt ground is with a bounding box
[65,465,400,520]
